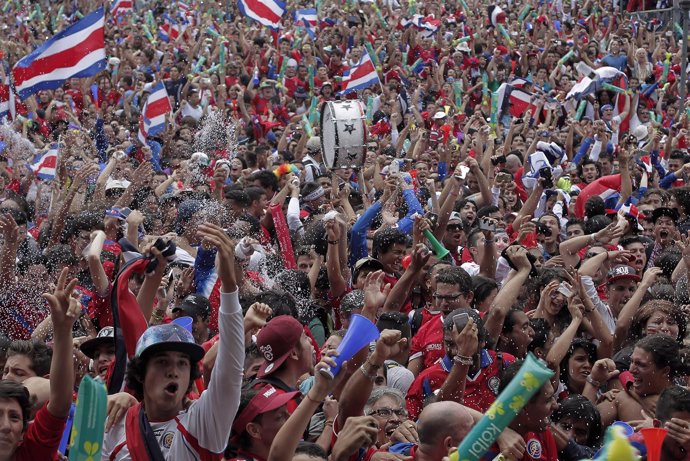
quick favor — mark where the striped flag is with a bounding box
[237,0,285,29]
[30,144,59,180]
[487,5,506,27]
[294,8,317,27]
[12,8,106,100]
[0,76,13,121]
[110,0,132,16]
[159,21,187,42]
[138,82,172,144]
[339,48,380,95]
[574,174,622,218]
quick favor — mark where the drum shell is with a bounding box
[320,100,367,170]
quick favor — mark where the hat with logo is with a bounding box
[607,265,641,284]
[231,385,300,436]
[134,323,205,362]
[256,315,304,378]
[80,327,115,359]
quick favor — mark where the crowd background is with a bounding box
[2,0,690,460]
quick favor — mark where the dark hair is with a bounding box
[528,318,551,353]
[295,442,328,461]
[340,290,364,315]
[436,267,473,295]
[62,211,104,243]
[565,219,584,231]
[559,339,597,393]
[476,205,499,220]
[583,215,611,234]
[656,386,690,422]
[634,334,690,378]
[125,352,202,400]
[245,186,267,204]
[274,270,312,301]
[619,235,644,248]
[372,228,407,259]
[0,380,31,430]
[377,312,412,340]
[250,170,279,193]
[235,387,263,448]
[43,244,78,273]
[443,308,487,345]
[7,340,53,377]
[629,300,686,344]
[466,228,485,249]
[253,290,299,318]
[578,159,601,181]
[583,196,606,221]
[655,248,682,280]
[552,395,603,447]
[471,276,499,309]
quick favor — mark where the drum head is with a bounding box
[319,100,366,170]
[321,102,336,169]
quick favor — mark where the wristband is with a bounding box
[453,355,474,366]
[586,375,602,388]
[359,364,378,382]
[328,240,340,245]
[305,393,323,404]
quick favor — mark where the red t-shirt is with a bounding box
[16,404,67,461]
[481,429,558,461]
[409,316,445,371]
[406,350,514,420]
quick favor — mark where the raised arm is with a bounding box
[43,268,78,418]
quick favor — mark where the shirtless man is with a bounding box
[586,335,690,427]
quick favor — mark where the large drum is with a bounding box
[320,100,367,170]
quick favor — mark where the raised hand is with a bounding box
[43,267,80,335]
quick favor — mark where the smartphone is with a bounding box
[539,167,554,189]
[453,313,470,331]
[479,218,496,232]
[557,282,572,298]
[455,165,470,180]
[389,160,400,175]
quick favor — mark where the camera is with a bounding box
[539,167,553,189]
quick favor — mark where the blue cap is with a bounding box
[135,323,205,362]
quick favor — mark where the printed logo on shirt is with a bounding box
[488,376,500,395]
[162,431,175,449]
[426,343,443,351]
[527,439,542,459]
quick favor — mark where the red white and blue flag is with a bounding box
[237,0,285,29]
[30,144,59,180]
[574,174,622,218]
[110,0,132,16]
[339,48,380,95]
[294,9,317,27]
[12,8,106,100]
[159,18,188,42]
[138,82,172,144]
[0,75,15,121]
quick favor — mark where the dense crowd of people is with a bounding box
[2,0,690,460]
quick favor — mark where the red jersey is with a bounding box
[409,315,445,371]
[16,404,67,461]
[406,350,514,420]
[481,430,558,461]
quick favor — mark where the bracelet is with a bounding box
[586,375,602,388]
[324,420,334,427]
[328,240,340,245]
[359,364,378,382]
[305,393,323,404]
[453,355,474,366]
[483,238,495,244]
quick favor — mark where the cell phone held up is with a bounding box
[453,313,469,331]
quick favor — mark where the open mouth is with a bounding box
[164,383,179,396]
[98,365,109,376]
[660,230,669,239]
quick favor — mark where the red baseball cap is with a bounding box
[256,315,304,378]
[232,385,300,436]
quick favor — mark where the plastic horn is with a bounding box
[408,0,416,14]
[366,96,374,123]
[575,100,587,120]
[68,375,107,461]
[302,114,313,138]
[602,83,630,95]
[455,34,474,44]
[641,428,668,461]
[269,203,297,269]
[497,24,513,46]
[557,50,575,66]
[490,91,499,128]
[365,42,380,68]
[454,81,463,108]
[482,72,489,98]
[194,56,206,73]
[172,316,194,334]
[219,40,226,68]
[320,314,380,378]
[459,0,470,12]
[424,229,450,259]
[449,354,554,461]
[518,4,531,22]
[206,26,221,38]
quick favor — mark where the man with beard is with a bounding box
[406,308,514,420]
[648,207,680,267]
[407,268,473,376]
